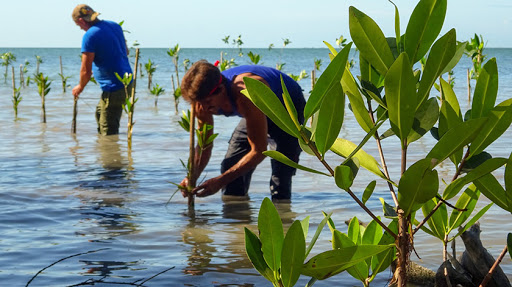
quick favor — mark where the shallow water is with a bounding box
[0,48,511,286]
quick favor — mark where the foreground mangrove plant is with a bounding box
[241,0,512,286]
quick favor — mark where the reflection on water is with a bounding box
[74,135,140,242]
[80,259,141,278]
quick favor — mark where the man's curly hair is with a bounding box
[181,60,222,103]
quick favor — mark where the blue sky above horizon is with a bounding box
[2,0,511,48]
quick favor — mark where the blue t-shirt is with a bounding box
[82,20,132,92]
[221,65,305,120]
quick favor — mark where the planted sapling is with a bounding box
[150,83,165,107]
[144,58,156,90]
[169,108,218,208]
[11,66,22,119]
[1,52,16,83]
[34,72,51,123]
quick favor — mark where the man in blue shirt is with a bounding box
[71,4,132,135]
[179,60,306,201]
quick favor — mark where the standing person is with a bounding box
[180,60,306,201]
[71,4,132,135]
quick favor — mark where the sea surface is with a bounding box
[0,47,511,286]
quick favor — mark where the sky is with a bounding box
[1,0,511,48]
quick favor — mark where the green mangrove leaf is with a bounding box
[380,128,395,140]
[365,83,388,108]
[452,202,493,239]
[335,165,355,191]
[370,247,395,282]
[298,127,315,156]
[470,98,512,157]
[439,78,464,165]
[372,221,398,276]
[417,28,456,108]
[474,173,510,212]
[404,0,447,63]
[263,150,330,176]
[301,245,393,280]
[258,197,284,272]
[348,216,362,245]
[407,97,439,143]
[472,58,498,119]
[427,118,487,167]
[315,82,345,156]
[448,184,479,232]
[332,229,353,249]
[422,197,448,240]
[362,180,377,205]
[508,233,512,260]
[332,230,369,282]
[343,68,374,133]
[506,152,512,193]
[242,78,299,138]
[324,211,336,234]
[304,43,351,120]
[362,219,383,245]
[385,52,417,145]
[390,0,401,50]
[301,216,310,242]
[349,6,395,76]
[398,159,439,216]
[443,157,507,200]
[306,212,333,257]
[380,198,398,219]
[341,63,361,97]
[280,76,301,130]
[461,152,492,173]
[439,78,463,137]
[244,228,274,282]
[360,55,384,89]
[441,41,467,75]
[323,41,338,56]
[281,220,306,287]
[330,138,386,180]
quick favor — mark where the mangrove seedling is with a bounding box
[12,86,22,119]
[34,72,51,123]
[150,83,165,107]
[183,58,191,72]
[116,72,136,141]
[144,58,156,91]
[287,70,308,82]
[11,66,22,119]
[1,52,16,83]
[35,55,43,75]
[465,33,486,80]
[248,51,261,65]
[275,62,285,71]
[464,33,486,101]
[59,56,70,93]
[20,60,29,87]
[167,44,181,87]
[171,108,218,208]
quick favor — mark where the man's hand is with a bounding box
[179,178,190,197]
[193,177,224,197]
[72,84,83,99]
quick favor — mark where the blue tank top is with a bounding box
[220,65,304,118]
[82,20,132,92]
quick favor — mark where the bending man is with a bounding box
[180,60,306,201]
